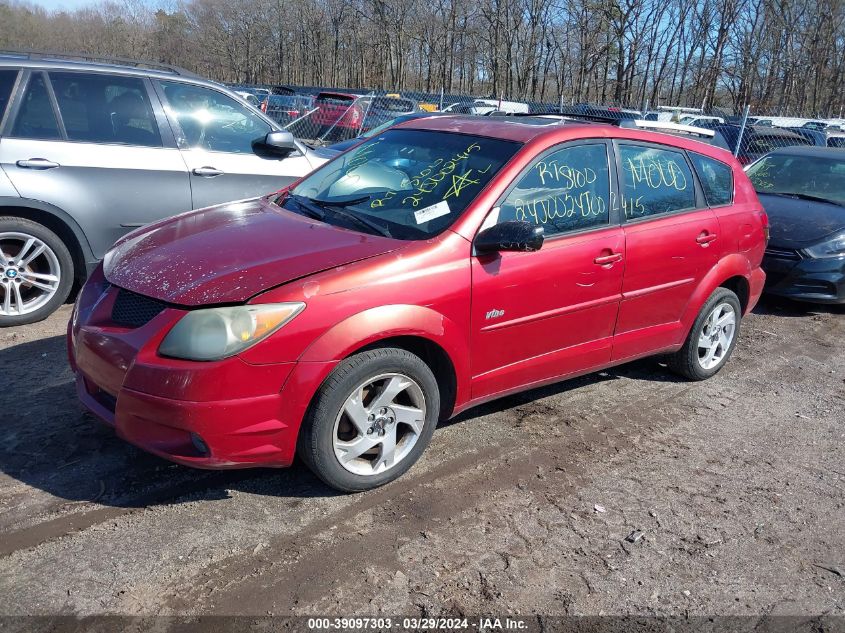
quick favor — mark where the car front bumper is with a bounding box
[68,268,336,469]
[762,247,845,304]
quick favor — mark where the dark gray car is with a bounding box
[0,52,326,325]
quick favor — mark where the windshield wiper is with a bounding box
[309,195,372,208]
[307,196,392,238]
[288,194,326,221]
[767,192,844,207]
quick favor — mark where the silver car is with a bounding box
[0,53,327,325]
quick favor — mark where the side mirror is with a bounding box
[475,221,544,254]
[263,130,298,154]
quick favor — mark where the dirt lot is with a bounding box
[0,298,843,620]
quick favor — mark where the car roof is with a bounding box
[768,146,845,157]
[397,115,737,160]
[0,51,203,82]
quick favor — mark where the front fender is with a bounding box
[679,254,753,340]
[298,303,471,406]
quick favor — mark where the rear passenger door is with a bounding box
[0,70,191,258]
[612,142,719,360]
[471,141,625,399]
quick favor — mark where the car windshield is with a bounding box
[746,153,845,207]
[281,129,521,239]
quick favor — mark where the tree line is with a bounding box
[1,0,843,116]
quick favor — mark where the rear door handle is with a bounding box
[16,158,60,169]
[192,166,224,177]
[696,232,718,245]
[594,253,623,265]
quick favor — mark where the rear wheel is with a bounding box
[667,287,741,380]
[0,217,74,327]
[298,347,440,492]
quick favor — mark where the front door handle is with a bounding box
[594,253,623,265]
[696,232,718,246]
[192,166,224,177]
[16,158,60,169]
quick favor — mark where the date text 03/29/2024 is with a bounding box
[306,617,529,630]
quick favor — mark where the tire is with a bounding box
[0,216,74,327]
[667,287,742,381]
[298,347,440,492]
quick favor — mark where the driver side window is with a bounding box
[497,143,611,237]
[160,81,271,154]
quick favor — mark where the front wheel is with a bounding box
[298,347,440,492]
[667,287,741,380]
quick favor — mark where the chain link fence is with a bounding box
[231,83,845,161]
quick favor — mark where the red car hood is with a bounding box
[104,197,402,306]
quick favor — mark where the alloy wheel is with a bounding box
[332,373,427,476]
[697,302,736,370]
[0,232,62,317]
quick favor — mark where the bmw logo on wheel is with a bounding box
[5,269,17,279]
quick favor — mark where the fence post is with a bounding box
[439,87,444,111]
[735,104,751,158]
[559,93,564,114]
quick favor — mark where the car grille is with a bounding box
[764,246,801,261]
[111,288,166,328]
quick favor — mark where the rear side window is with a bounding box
[49,72,162,147]
[618,144,696,219]
[689,152,733,206]
[498,143,611,236]
[317,94,355,106]
[11,73,61,140]
[0,70,18,124]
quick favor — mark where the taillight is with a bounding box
[261,101,267,113]
[759,209,770,243]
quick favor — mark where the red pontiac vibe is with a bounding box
[68,116,768,492]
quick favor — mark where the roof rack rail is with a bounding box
[552,108,650,124]
[0,48,199,77]
[621,119,715,138]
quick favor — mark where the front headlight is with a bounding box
[159,302,305,361]
[803,233,845,259]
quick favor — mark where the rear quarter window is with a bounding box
[689,152,733,206]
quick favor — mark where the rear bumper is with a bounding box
[762,252,845,304]
[747,266,767,314]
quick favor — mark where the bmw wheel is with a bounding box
[0,217,74,327]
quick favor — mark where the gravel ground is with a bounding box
[0,297,843,620]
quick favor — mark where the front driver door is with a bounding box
[156,80,315,209]
[470,141,625,400]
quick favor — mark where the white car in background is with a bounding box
[441,99,529,115]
